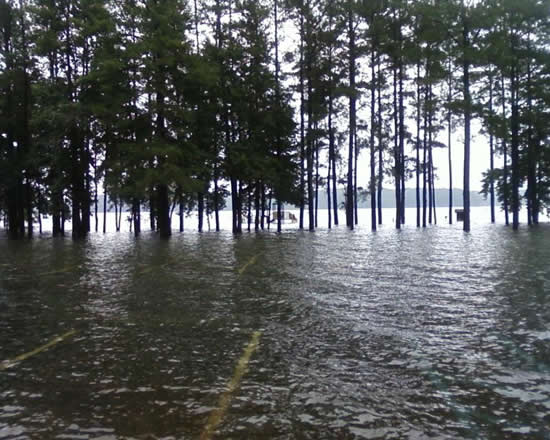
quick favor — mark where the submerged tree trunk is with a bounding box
[510,66,520,230]
[501,75,509,226]
[488,72,495,224]
[149,190,156,231]
[377,60,383,225]
[213,171,220,231]
[428,87,434,226]
[103,190,107,233]
[306,83,314,231]
[94,156,99,232]
[198,192,204,232]
[179,196,184,233]
[114,198,120,232]
[299,9,305,230]
[260,184,266,230]
[393,67,400,229]
[526,40,537,226]
[370,47,377,231]
[462,12,471,232]
[157,184,171,238]
[447,58,453,225]
[416,62,421,228]
[133,198,141,237]
[398,54,405,226]
[315,141,320,229]
[254,182,260,231]
[354,132,358,226]
[327,0,337,228]
[327,137,332,229]
[422,81,428,228]
[346,2,356,229]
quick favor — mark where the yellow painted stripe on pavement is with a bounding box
[200,331,262,440]
[0,330,77,371]
[39,266,75,276]
[237,255,258,275]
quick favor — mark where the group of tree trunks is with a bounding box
[1,0,549,238]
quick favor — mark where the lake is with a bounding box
[1,208,549,439]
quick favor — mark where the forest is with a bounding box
[1,0,549,239]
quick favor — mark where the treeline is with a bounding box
[1,0,549,238]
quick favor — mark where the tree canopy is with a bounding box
[1,0,550,238]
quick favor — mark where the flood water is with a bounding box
[1,210,550,439]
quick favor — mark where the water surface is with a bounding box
[1,220,549,439]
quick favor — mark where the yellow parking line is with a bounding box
[238,255,258,275]
[39,266,75,276]
[0,330,77,371]
[200,331,262,440]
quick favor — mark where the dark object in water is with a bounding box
[269,211,297,223]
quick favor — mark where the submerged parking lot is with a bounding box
[1,225,550,439]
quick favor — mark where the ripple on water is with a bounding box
[1,224,550,439]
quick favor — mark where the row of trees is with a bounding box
[1,0,549,239]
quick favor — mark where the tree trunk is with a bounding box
[306,4,315,232]
[462,13,471,232]
[398,54,405,226]
[346,2,356,229]
[26,181,33,238]
[328,0,337,228]
[114,198,120,231]
[103,190,107,233]
[255,182,260,231]
[354,132,358,225]
[198,192,204,232]
[231,177,239,233]
[393,67,400,229]
[489,72,495,224]
[448,57,453,225]
[501,75,509,226]
[260,184,266,230]
[526,38,536,226]
[416,61,421,228]
[422,81,428,228]
[133,198,141,237]
[157,184,171,238]
[315,141,319,229]
[274,0,282,234]
[510,66,520,230]
[327,134,332,229]
[370,47,377,231]
[213,170,220,231]
[377,60,383,225]
[237,180,243,233]
[38,205,42,235]
[179,196,184,233]
[428,87,434,226]
[431,155,437,225]
[299,8,305,230]
[247,185,252,232]
[94,155,99,232]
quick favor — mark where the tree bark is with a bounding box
[346,2,356,229]
[462,12,471,232]
[370,46,377,231]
